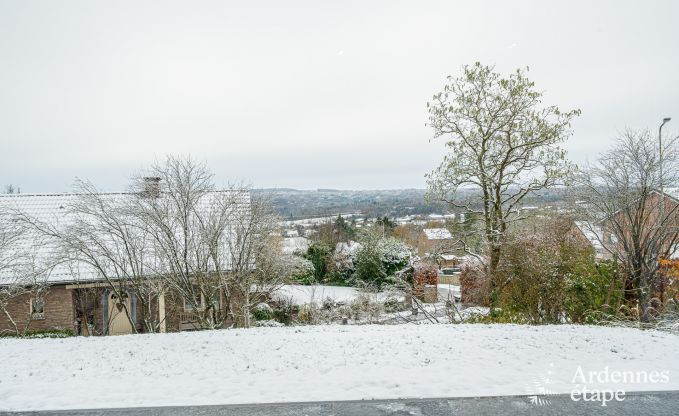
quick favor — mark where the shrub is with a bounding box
[305,242,332,283]
[251,303,274,321]
[348,293,384,323]
[459,260,490,305]
[355,244,387,287]
[0,328,74,339]
[271,299,299,325]
[493,215,618,324]
[290,257,316,285]
[383,296,405,313]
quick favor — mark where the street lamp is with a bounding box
[659,117,671,259]
[660,117,671,194]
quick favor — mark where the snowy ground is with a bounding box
[272,284,364,305]
[2,324,679,411]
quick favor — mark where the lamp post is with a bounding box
[659,117,671,259]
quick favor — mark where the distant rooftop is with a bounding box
[422,228,452,240]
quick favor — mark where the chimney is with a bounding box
[142,177,161,198]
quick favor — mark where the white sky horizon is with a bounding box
[1,0,678,193]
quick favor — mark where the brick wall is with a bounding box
[0,285,75,334]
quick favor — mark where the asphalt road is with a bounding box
[4,391,679,416]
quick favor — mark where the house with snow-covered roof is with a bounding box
[0,185,251,336]
[575,188,679,262]
[417,228,462,268]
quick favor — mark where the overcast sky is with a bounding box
[1,0,678,192]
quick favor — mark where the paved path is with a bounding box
[4,391,679,416]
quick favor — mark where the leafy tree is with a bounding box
[353,229,410,289]
[426,62,580,303]
[354,235,387,288]
[377,237,410,275]
[289,257,316,285]
[334,215,354,241]
[565,260,621,323]
[305,242,332,282]
[375,216,396,235]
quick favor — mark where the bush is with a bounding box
[0,328,74,339]
[290,257,316,285]
[493,216,618,324]
[251,303,274,321]
[271,299,299,325]
[305,242,332,283]
[459,261,490,305]
[355,244,388,287]
[565,260,622,323]
[383,296,405,313]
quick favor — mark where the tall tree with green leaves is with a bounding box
[426,62,579,301]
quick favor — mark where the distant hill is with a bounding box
[251,188,442,220]
[252,187,571,220]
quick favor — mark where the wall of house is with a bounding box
[163,288,233,332]
[0,286,75,335]
[71,287,155,336]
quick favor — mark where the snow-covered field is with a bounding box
[1,324,678,411]
[272,284,363,305]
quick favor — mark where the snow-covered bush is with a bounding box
[349,292,384,323]
[353,230,412,288]
[377,237,410,275]
[289,256,316,285]
[270,297,299,325]
[251,302,274,321]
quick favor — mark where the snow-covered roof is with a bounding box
[574,221,604,248]
[663,187,679,201]
[283,229,299,237]
[422,228,453,240]
[0,193,101,284]
[281,237,310,255]
[574,220,614,260]
[0,190,250,285]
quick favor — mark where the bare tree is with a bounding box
[0,211,50,336]
[426,62,579,302]
[575,129,679,321]
[12,155,292,333]
[135,156,290,329]
[14,180,164,334]
[3,184,20,194]
[219,193,290,328]
[132,157,231,330]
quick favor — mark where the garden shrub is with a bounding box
[251,303,274,321]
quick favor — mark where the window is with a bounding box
[31,298,45,320]
[183,287,221,311]
[183,288,203,311]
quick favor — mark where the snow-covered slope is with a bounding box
[1,324,678,411]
